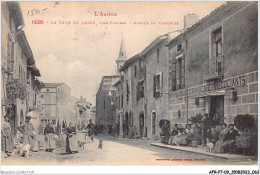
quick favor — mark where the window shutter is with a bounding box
[160,72,163,95]
[153,75,156,97]
[181,56,185,89]
[7,35,10,72]
[10,40,14,73]
[172,60,176,91]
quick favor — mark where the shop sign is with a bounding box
[188,74,246,96]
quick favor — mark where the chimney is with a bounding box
[184,14,199,29]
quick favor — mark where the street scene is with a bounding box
[1,1,258,166]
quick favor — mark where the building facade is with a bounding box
[167,2,258,130]
[140,35,170,140]
[1,2,43,133]
[41,83,71,126]
[96,37,127,127]
[96,75,120,126]
[117,35,171,139]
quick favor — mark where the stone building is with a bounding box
[167,2,258,128]
[96,75,120,126]
[96,37,127,127]
[117,54,146,137]
[1,2,43,133]
[90,106,96,124]
[40,83,71,126]
[117,35,170,139]
[140,35,170,140]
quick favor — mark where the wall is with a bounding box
[168,3,258,127]
[145,39,169,139]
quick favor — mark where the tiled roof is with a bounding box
[43,83,65,87]
[103,75,122,78]
[7,2,24,27]
[119,34,168,72]
[119,54,140,72]
[113,78,123,87]
[28,65,41,77]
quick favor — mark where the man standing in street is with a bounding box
[86,119,95,142]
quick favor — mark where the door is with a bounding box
[139,114,144,137]
[125,112,129,136]
[152,112,156,135]
[209,96,224,124]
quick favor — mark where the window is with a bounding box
[118,96,120,108]
[45,94,51,103]
[129,112,133,127]
[136,81,144,101]
[213,28,222,57]
[177,44,182,52]
[171,60,176,91]
[134,66,137,77]
[154,73,162,98]
[177,56,185,89]
[157,49,160,63]
[7,35,14,76]
[121,94,123,107]
[126,81,129,102]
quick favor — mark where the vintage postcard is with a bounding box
[0,0,259,173]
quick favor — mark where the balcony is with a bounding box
[203,57,224,82]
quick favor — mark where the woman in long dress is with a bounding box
[44,122,56,152]
[213,123,228,153]
[1,115,14,156]
[65,123,79,154]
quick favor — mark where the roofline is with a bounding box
[139,35,168,56]
[167,1,250,47]
[113,78,123,87]
[119,54,140,72]
[103,75,121,78]
[7,2,25,27]
[43,83,65,87]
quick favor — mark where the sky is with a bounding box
[19,1,225,105]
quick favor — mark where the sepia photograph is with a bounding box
[0,0,259,173]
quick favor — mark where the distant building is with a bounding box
[74,96,92,129]
[184,14,199,29]
[96,37,127,127]
[117,34,170,139]
[90,106,96,124]
[40,83,71,126]
[96,75,120,126]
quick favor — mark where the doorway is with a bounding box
[152,112,156,135]
[125,112,129,136]
[139,114,144,137]
[209,96,224,124]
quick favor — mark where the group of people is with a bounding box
[65,119,95,154]
[108,123,119,138]
[1,114,58,158]
[1,112,96,158]
[161,113,240,154]
[161,122,194,146]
